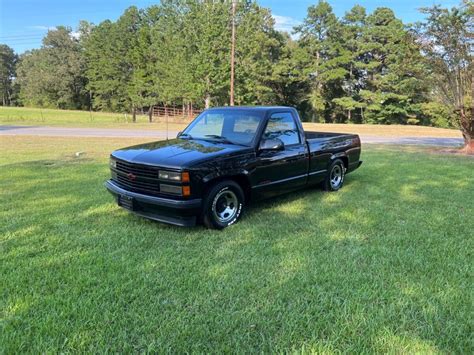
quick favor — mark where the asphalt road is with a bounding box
[0,125,464,147]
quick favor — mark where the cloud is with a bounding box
[27,25,57,31]
[272,15,301,34]
[25,26,80,41]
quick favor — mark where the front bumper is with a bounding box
[105,180,202,227]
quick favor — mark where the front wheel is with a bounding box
[202,180,244,229]
[323,159,345,191]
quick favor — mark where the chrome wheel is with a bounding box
[330,165,343,189]
[212,189,238,223]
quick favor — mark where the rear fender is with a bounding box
[329,153,348,171]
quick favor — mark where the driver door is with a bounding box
[252,111,308,198]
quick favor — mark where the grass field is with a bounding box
[0,106,463,138]
[1,136,473,353]
[0,106,185,131]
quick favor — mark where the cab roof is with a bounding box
[206,106,295,112]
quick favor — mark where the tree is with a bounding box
[84,20,122,112]
[16,27,88,109]
[127,7,158,121]
[358,8,428,124]
[332,5,367,122]
[150,1,201,108]
[295,1,340,122]
[419,3,474,153]
[233,2,281,106]
[8,0,470,134]
[419,101,457,128]
[182,0,231,108]
[0,44,17,106]
[149,0,284,109]
[85,7,149,120]
[268,34,311,111]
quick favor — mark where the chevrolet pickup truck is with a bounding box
[106,106,362,229]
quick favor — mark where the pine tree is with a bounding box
[150,1,196,107]
[295,0,340,122]
[187,0,231,107]
[233,2,281,106]
[85,7,155,120]
[0,44,17,106]
[358,8,428,124]
[128,7,158,120]
[150,0,284,109]
[269,34,311,111]
[331,5,367,123]
[84,20,124,112]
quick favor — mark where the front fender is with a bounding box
[202,168,251,184]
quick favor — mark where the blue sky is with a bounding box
[0,0,459,54]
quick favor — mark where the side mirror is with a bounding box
[177,131,183,138]
[259,138,284,151]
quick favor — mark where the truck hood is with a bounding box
[111,138,252,168]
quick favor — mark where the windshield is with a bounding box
[180,110,264,146]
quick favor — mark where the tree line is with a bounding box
[0,0,472,132]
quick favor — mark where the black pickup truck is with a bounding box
[106,106,362,229]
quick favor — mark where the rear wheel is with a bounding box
[323,159,345,191]
[202,180,244,229]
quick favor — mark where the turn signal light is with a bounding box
[182,172,190,183]
[182,186,191,197]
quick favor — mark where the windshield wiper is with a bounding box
[203,134,235,144]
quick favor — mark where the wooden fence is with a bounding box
[151,105,202,123]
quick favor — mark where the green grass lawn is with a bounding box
[0,106,186,130]
[1,136,473,353]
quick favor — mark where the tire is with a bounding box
[323,159,345,191]
[202,180,245,229]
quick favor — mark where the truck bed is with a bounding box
[304,130,361,178]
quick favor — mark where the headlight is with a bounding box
[109,158,116,168]
[159,170,181,181]
[159,171,190,182]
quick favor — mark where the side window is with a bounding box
[263,112,300,146]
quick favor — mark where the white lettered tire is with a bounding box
[202,180,244,229]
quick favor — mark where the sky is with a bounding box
[0,0,460,54]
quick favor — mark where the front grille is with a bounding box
[113,159,160,195]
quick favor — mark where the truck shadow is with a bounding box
[243,179,355,219]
